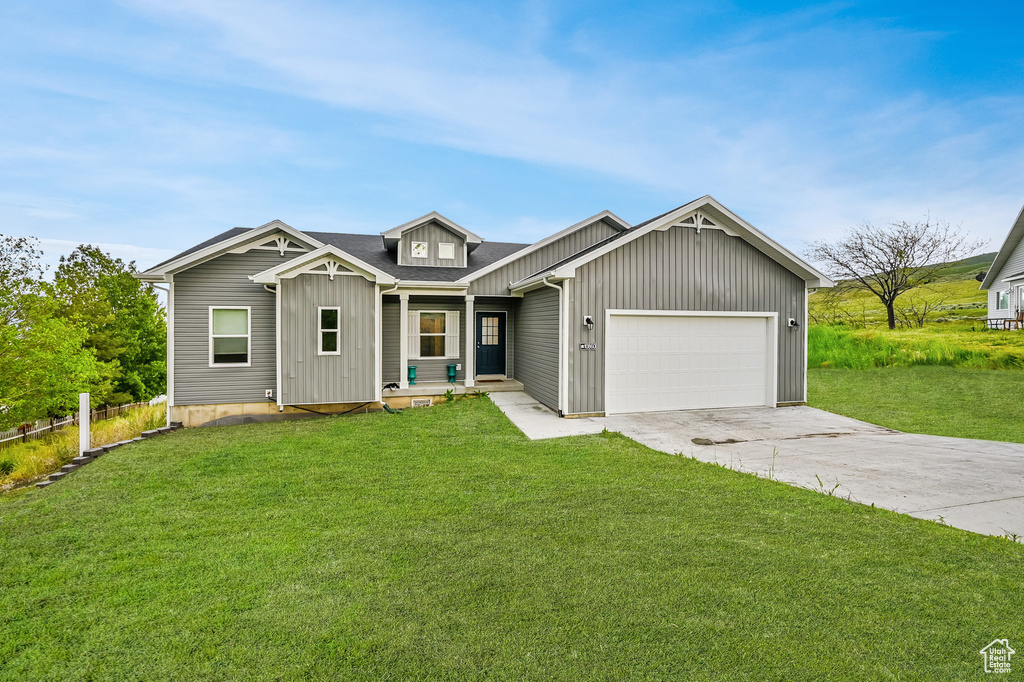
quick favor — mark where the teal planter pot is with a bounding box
[408,365,417,386]
[446,364,457,384]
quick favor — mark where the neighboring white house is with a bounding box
[981,203,1024,324]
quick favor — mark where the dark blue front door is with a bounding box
[476,312,506,375]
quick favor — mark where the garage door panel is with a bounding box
[606,313,773,414]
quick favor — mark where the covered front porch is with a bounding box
[382,287,516,390]
[382,377,524,398]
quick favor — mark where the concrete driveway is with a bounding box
[488,394,1024,538]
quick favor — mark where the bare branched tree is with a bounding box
[894,294,946,328]
[807,218,984,330]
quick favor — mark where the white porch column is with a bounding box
[399,293,410,389]
[464,295,475,388]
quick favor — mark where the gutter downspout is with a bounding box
[263,284,283,411]
[540,276,565,417]
[379,283,400,402]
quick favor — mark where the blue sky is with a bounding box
[2,0,1022,270]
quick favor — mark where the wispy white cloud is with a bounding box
[35,237,177,272]
[1,0,1021,259]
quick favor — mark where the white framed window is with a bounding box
[438,242,456,260]
[209,306,250,367]
[408,310,460,359]
[997,290,1010,310]
[411,241,428,259]
[318,307,340,355]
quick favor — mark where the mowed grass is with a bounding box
[809,365,1024,443]
[2,399,1022,680]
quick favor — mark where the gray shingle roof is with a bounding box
[152,228,529,282]
[305,232,529,282]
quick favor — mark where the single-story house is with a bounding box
[980,203,1024,324]
[138,196,833,427]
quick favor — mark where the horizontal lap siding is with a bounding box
[567,227,806,414]
[470,220,619,296]
[280,274,376,404]
[409,297,467,382]
[173,252,284,405]
[988,237,1024,319]
[382,297,401,382]
[514,287,559,410]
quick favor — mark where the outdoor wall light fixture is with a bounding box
[583,315,595,330]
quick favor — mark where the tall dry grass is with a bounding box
[809,325,1024,370]
[0,404,166,491]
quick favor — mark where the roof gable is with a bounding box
[249,245,396,285]
[138,220,322,281]
[510,196,833,290]
[380,212,483,252]
[980,203,1024,289]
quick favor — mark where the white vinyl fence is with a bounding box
[0,401,147,450]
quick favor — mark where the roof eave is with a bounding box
[380,211,483,245]
[139,220,323,279]
[457,210,631,284]
[980,203,1024,289]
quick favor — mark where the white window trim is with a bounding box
[438,242,456,260]
[318,306,341,356]
[209,306,251,368]
[997,290,1010,311]
[408,309,460,360]
[411,241,428,259]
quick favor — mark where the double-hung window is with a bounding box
[408,310,460,359]
[997,290,1010,311]
[319,307,341,355]
[210,307,250,366]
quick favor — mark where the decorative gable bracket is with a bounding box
[658,210,737,236]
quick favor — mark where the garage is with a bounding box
[605,311,777,415]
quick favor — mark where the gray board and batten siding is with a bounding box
[513,287,560,411]
[280,273,377,405]
[469,219,621,296]
[399,221,467,268]
[381,296,515,384]
[172,251,283,405]
[987,235,1024,320]
[564,225,807,415]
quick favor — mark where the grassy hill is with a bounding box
[809,251,995,327]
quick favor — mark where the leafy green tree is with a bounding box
[0,236,98,429]
[54,245,166,405]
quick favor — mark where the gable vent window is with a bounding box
[438,242,456,260]
[411,241,428,259]
[409,310,460,359]
[319,307,341,355]
[210,307,250,366]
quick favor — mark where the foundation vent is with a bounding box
[411,398,433,408]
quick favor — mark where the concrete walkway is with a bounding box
[489,392,604,439]
[489,394,1024,538]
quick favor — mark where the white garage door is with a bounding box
[605,313,776,415]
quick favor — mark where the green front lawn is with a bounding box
[809,366,1024,443]
[2,399,1021,679]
